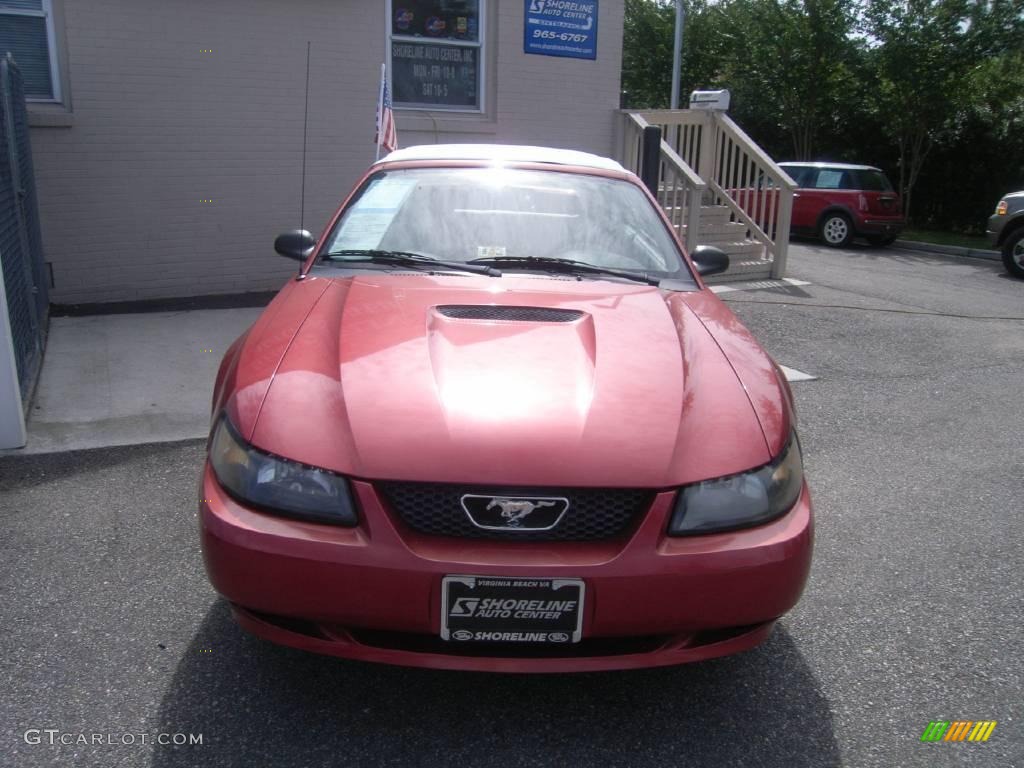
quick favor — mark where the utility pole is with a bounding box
[670,0,685,109]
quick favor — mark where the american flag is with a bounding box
[375,66,398,157]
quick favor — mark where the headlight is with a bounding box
[996,200,1007,215]
[668,435,804,535]
[209,416,357,526]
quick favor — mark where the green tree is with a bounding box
[621,0,676,108]
[622,0,860,159]
[622,0,732,110]
[714,0,859,160]
[862,0,977,218]
[911,44,1024,228]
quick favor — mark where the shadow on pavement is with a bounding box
[152,600,840,768]
[0,439,205,488]
[794,236,1005,272]
[749,283,814,299]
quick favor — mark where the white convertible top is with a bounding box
[380,144,625,172]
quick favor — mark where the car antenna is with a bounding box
[297,41,311,280]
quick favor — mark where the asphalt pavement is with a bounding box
[1,242,1021,767]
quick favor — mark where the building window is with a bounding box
[388,0,483,112]
[0,0,59,101]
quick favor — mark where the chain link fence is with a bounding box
[0,53,48,402]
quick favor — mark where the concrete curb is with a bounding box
[893,239,1001,262]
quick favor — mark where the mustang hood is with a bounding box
[242,274,774,487]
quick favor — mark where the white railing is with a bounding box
[708,114,795,277]
[624,110,796,278]
[620,112,705,253]
[635,110,705,171]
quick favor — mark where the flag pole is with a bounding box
[375,62,386,161]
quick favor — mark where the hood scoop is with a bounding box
[426,303,597,439]
[436,305,584,323]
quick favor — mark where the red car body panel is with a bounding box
[201,152,814,672]
[200,468,812,672]
[791,186,904,234]
[240,275,772,487]
[212,278,331,441]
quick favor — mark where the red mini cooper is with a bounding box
[199,144,814,672]
[779,162,904,247]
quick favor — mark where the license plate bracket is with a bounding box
[441,575,585,644]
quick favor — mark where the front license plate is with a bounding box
[441,575,585,644]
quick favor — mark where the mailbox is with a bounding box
[689,89,731,111]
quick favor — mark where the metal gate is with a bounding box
[0,52,48,404]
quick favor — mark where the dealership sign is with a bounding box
[524,0,598,60]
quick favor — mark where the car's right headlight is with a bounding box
[668,435,804,535]
[996,200,1007,215]
[208,415,358,526]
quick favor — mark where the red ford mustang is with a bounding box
[199,144,813,672]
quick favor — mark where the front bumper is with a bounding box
[856,216,905,237]
[199,463,814,672]
[987,213,1005,247]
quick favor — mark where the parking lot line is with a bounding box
[710,278,812,294]
[778,365,817,382]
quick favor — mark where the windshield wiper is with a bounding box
[467,255,659,285]
[325,249,501,277]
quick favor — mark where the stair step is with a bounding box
[705,264,775,283]
[705,257,775,283]
[699,232,750,245]
[697,226,751,244]
[678,221,747,234]
[729,258,774,271]
[708,240,766,258]
[664,203,733,216]
[677,229,754,245]
[677,228,749,243]
[699,205,733,223]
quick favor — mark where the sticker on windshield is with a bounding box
[332,212,394,251]
[329,177,417,251]
[476,245,506,258]
[356,177,416,212]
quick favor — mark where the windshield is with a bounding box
[320,167,689,279]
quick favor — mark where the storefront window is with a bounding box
[388,0,483,111]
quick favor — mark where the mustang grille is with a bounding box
[436,305,584,322]
[378,483,653,541]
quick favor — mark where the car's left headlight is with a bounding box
[208,415,358,526]
[668,435,804,535]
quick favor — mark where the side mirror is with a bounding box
[274,229,316,261]
[691,245,730,277]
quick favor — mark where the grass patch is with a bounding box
[902,229,992,250]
